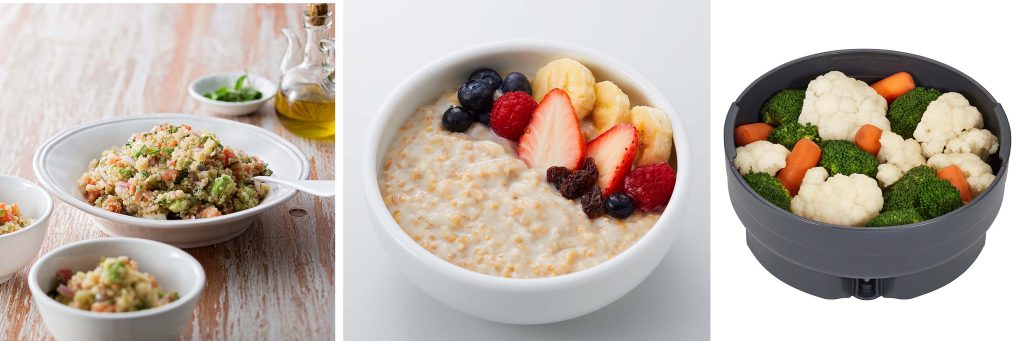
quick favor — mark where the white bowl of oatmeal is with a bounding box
[364,40,692,324]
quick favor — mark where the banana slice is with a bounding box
[592,81,631,136]
[631,106,673,165]
[532,58,596,120]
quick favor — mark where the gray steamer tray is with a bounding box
[723,49,1011,299]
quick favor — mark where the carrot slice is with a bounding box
[734,123,773,146]
[937,165,972,203]
[776,138,821,196]
[871,72,915,102]
[854,124,883,155]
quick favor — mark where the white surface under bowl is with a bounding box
[364,40,693,324]
[188,72,277,116]
[0,175,53,284]
[33,114,310,248]
[28,237,205,341]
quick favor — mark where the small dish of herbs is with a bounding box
[189,72,275,116]
[204,75,263,102]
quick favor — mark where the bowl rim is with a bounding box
[724,48,1011,232]
[32,113,310,229]
[187,72,277,106]
[363,39,693,289]
[27,237,206,319]
[0,175,54,240]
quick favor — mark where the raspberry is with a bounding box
[546,166,571,187]
[490,91,537,140]
[623,162,676,212]
[581,186,605,218]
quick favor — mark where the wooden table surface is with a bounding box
[0,4,335,340]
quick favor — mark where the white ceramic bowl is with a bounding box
[0,175,53,284]
[33,114,310,248]
[29,237,205,341]
[364,40,693,324]
[188,72,277,116]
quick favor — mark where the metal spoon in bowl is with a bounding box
[254,176,335,198]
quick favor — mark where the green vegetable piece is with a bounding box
[761,89,805,126]
[118,168,134,178]
[768,122,820,149]
[742,172,791,211]
[103,259,127,285]
[168,199,189,213]
[819,140,879,177]
[209,174,237,201]
[234,75,248,90]
[887,87,941,139]
[865,209,924,227]
[881,165,963,220]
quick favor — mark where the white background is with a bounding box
[711,1,1023,340]
[343,0,709,340]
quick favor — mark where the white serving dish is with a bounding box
[188,72,277,116]
[363,40,692,324]
[33,114,310,248]
[28,237,205,341]
[0,175,53,284]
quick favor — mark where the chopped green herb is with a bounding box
[204,75,263,102]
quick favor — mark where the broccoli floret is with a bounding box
[768,122,820,149]
[887,87,941,139]
[865,209,924,227]
[761,89,805,126]
[743,172,791,211]
[819,140,879,177]
[882,165,963,219]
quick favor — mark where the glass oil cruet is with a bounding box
[276,3,336,139]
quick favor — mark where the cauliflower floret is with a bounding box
[875,131,926,187]
[913,92,984,158]
[790,167,883,226]
[798,71,889,141]
[945,128,998,157]
[927,152,995,196]
[876,164,903,188]
[733,140,789,176]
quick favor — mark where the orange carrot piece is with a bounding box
[854,124,883,155]
[734,123,773,146]
[776,139,821,196]
[937,165,972,203]
[871,72,915,102]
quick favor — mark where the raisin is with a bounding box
[558,158,599,199]
[581,186,605,218]
[546,166,572,187]
[559,172,588,199]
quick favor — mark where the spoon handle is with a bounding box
[254,176,335,198]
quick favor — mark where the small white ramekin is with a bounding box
[188,72,277,116]
[28,237,205,341]
[363,40,693,324]
[0,175,53,284]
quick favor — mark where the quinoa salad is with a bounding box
[78,124,272,220]
[0,202,30,235]
[50,256,178,313]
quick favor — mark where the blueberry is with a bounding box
[458,79,495,114]
[468,68,502,91]
[604,193,635,219]
[441,106,473,132]
[501,72,531,95]
[476,111,491,126]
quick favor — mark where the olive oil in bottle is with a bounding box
[276,3,335,139]
[275,84,335,139]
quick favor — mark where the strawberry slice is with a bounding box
[586,123,639,197]
[518,89,585,171]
